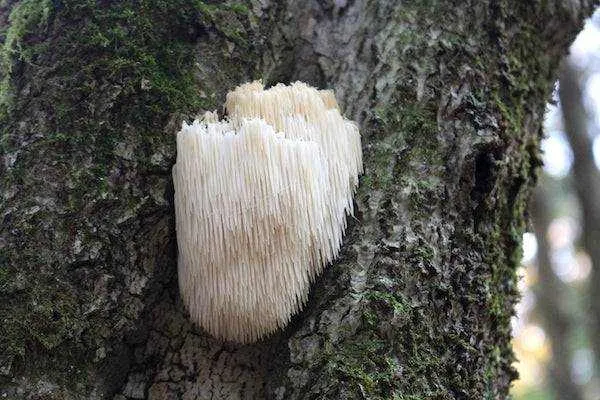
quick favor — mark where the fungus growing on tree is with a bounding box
[173,81,362,343]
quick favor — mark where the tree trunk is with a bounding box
[559,58,600,379]
[0,1,593,399]
[531,184,584,400]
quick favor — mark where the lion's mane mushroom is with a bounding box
[173,81,362,343]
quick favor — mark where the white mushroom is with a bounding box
[173,81,362,343]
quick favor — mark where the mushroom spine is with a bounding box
[173,81,362,343]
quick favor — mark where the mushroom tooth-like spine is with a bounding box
[173,81,362,343]
[226,81,363,262]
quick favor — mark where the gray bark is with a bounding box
[0,1,595,399]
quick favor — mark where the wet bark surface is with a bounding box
[0,1,594,399]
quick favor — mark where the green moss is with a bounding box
[0,0,258,132]
[470,15,552,393]
[317,285,468,399]
[365,100,441,192]
[323,334,400,398]
[194,1,252,46]
[0,0,52,112]
[365,290,410,317]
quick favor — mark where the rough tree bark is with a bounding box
[560,58,600,379]
[0,1,594,399]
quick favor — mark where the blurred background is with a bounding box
[512,8,600,400]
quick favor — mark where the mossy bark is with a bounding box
[0,1,594,399]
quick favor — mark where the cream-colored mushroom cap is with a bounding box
[173,81,362,343]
